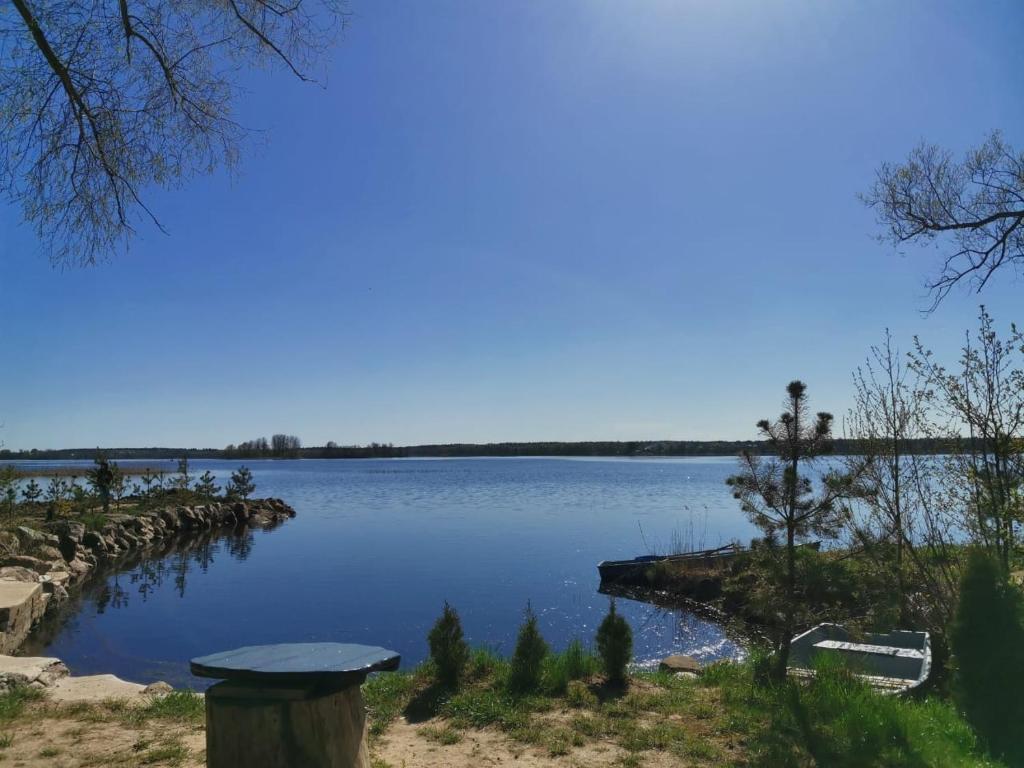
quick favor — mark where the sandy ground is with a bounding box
[373,717,679,768]
[0,712,205,767]
[1,694,731,767]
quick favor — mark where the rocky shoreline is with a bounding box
[0,498,296,656]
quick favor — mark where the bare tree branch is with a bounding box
[864,132,1024,309]
[0,0,348,266]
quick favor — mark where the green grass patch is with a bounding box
[708,654,1003,767]
[420,724,462,745]
[138,740,189,765]
[124,691,204,726]
[364,669,424,737]
[0,686,43,724]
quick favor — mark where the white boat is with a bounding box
[788,623,931,695]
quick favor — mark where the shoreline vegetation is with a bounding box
[0,457,296,656]
[0,436,983,462]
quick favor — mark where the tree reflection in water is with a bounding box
[80,523,264,614]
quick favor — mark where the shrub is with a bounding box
[566,680,596,708]
[950,548,1024,765]
[194,470,220,499]
[428,602,470,689]
[596,600,632,685]
[544,639,598,695]
[227,466,256,501]
[509,604,549,694]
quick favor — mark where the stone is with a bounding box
[13,527,46,549]
[0,532,19,557]
[0,567,41,583]
[0,655,69,689]
[144,681,173,695]
[659,655,702,675]
[49,674,146,702]
[0,581,46,654]
[0,555,51,574]
[82,531,108,553]
[45,520,85,544]
[34,545,64,562]
[42,570,71,589]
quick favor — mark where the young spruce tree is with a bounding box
[727,381,845,679]
[950,549,1024,765]
[427,601,469,689]
[509,603,548,694]
[595,600,632,686]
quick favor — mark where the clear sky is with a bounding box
[2,0,1023,450]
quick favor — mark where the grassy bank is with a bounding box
[0,651,1001,767]
[365,649,1003,768]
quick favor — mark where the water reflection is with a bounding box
[25,523,267,653]
[600,583,751,666]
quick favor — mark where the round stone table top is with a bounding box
[191,643,400,687]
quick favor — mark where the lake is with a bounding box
[21,456,759,688]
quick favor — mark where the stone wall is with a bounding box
[0,499,296,653]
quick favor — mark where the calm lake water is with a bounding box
[21,457,759,688]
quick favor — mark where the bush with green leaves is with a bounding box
[595,600,632,685]
[428,602,470,689]
[950,548,1024,765]
[543,638,598,695]
[509,603,549,694]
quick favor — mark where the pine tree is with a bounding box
[227,466,256,501]
[87,453,114,513]
[194,471,221,500]
[21,479,42,504]
[176,456,192,491]
[727,381,845,679]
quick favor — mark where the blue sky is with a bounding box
[2,0,1023,450]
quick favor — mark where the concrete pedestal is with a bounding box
[205,680,369,768]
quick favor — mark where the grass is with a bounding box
[702,653,1004,767]
[137,740,189,765]
[0,687,43,724]
[420,724,462,745]
[366,647,1005,768]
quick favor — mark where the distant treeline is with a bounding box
[0,437,963,461]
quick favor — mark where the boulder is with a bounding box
[45,520,85,544]
[0,567,41,583]
[14,526,50,550]
[82,530,108,554]
[232,502,250,522]
[0,555,51,575]
[33,545,64,563]
[659,655,702,675]
[0,655,69,690]
[66,558,92,580]
[143,681,173,695]
[0,532,19,557]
